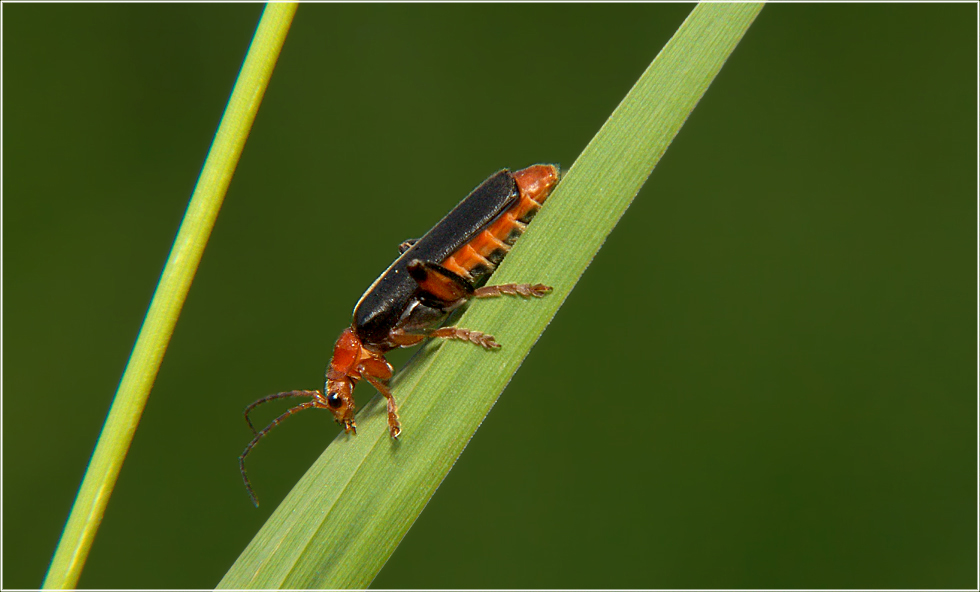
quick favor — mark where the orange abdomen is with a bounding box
[441,164,558,283]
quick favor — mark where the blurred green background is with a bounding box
[4,3,976,589]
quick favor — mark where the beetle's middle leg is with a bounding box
[416,282,553,347]
[427,327,500,349]
[389,326,500,350]
[474,283,552,298]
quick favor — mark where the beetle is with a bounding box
[239,164,560,505]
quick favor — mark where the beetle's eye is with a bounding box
[326,392,344,409]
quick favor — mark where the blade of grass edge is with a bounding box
[41,5,299,589]
[219,3,763,589]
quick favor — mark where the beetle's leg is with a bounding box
[386,329,428,348]
[358,357,400,438]
[428,326,501,349]
[389,326,499,350]
[474,283,552,299]
[406,259,474,303]
[398,238,419,254]
[362,373,401,438]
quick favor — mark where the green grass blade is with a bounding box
[42,4,298,589]
[220,3,762,589]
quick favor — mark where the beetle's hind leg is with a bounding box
[413,282,551,350]
[419,282,553,348]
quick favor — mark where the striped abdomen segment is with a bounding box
[441,164,559,284]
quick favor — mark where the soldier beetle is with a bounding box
[240,164,559,505]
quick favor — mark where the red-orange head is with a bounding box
[323,327,362,433]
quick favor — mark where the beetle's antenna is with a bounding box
[239,400,317,507]
[243,390,321,434]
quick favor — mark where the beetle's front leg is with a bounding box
[358,358,400,438]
